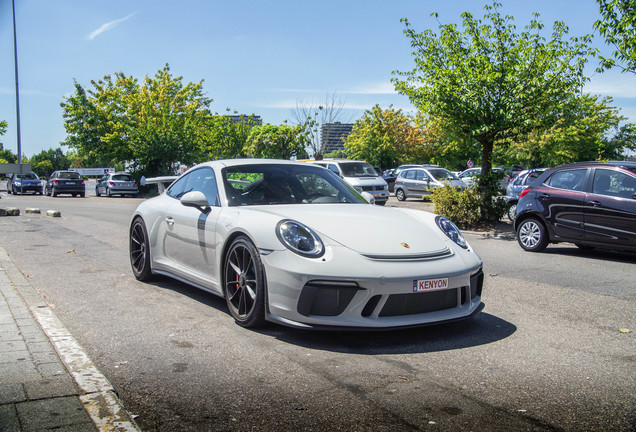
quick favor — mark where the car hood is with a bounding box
[252,204,451,257]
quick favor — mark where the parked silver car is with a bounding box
[504,168,547,220]
[458,167,509,190]
[394,167,466,201]
[96,172,139,197]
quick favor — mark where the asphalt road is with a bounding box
[0,191,634,431]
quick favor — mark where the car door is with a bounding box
[584,168,636,248]
[401,169,418,196]
[160,167,222,284]
[413,170,432,195]
[539,168,589,241]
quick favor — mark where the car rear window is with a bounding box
[112,174,133,181]
[58,172,81,179]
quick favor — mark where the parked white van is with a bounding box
[309,159,390,205]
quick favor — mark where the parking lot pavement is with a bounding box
[0,246,140,431]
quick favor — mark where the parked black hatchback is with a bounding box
[514,161,636,253]
[45,171,86,197]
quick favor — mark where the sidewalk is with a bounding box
[0,246,140,431]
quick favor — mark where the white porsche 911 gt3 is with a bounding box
[129,159,484,330]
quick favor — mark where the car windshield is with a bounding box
[223,164,368,206]
[16,173,38,180]
[339,162,378,177]
[58,172,81,180]
[112,174,134,181]
[429,169,458,180]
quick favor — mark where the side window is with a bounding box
[546,169,587,191]
[405,170,416,180]
[167,168,219,206]
[415,171,426,181]
[327,164,340,176]
[593,169,636,198]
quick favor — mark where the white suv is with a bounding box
[310,160,390,205]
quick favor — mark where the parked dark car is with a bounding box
[96,172,139,197]
[505,168,547,221]
[7,172,43,195]
[382,169,397,192]
[515,161,636,253]
[45,171,86,197]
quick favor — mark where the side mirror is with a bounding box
[181,191,211,213]
[360,191,376,205]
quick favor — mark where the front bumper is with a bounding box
[261,246,484,329]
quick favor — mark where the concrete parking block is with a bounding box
[5,207,20,216]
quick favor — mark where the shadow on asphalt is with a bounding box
[540,246,636,264]
[264,311,516,355]
[148,276,516,355]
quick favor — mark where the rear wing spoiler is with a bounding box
[140,176,178,194]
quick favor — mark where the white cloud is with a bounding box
[86,12,136,41]
[344,81,397,95]
[584,75,636,98]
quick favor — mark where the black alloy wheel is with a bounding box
[223,236,265,328]
[130,218,153,281]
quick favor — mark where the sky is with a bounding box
[1,0,634,158]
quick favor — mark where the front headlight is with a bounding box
[353,186,363,192]
[435,216,467,249]
[276,220,324,258]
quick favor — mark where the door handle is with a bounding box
[588,201,602,207]
[165,217,175,226]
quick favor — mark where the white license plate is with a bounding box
[412,277,449,292]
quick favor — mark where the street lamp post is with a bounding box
[12,0,23,195]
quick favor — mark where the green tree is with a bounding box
[503,94,636,167]
[201,113,257,160]
[246,123,309,159]
[61,64,212,178]
[393,2,594,219]
[29,148,70,177]
[0,121,16,164]
[594,0,636,74]
[344,105,434,169]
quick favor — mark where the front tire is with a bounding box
[130,218,153,281]
[395,188,406,201]
[223,236,265,328]
[517,217,549,252]
[96,187,101,197]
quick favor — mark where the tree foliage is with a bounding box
[29,148,71,177]
[501,94,636,167]
[344,105,434,169]
[246,123,309,159]
[201,114,257,160]
[0,121,17,164]
[594,0,636,74]
[393,1,594,219]
[61,64,211,178]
